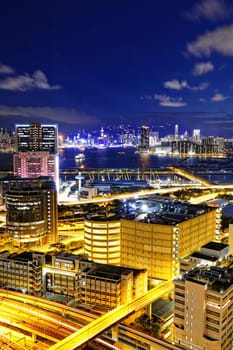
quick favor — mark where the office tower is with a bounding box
[13,122,59,186]
[201,136,218,154]
[84,214,121,265]
[174,266,233,350]
[171,140,193,154]
[16,123,57,153]
[6,180,58,247]
[149,131,159,147]
[175,124,179,141]
[120,201,217,280]
[192,129,200,142]
[139,125,149,152]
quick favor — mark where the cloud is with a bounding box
[0,105,98,125]
[186,0,232,21]
[189,82,209,91]
[193,61,214,75]
[164,79,209,91]
[187,24,233,57]
[0,63,15,74]
[211,92,230,101]
[153,94,187,107]
[164,80,188,90]
[0,70,61,91]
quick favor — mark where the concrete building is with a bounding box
[14,122,59,187]
[174,265,233,350]
[5,180,58,247]
[79,186,98,199]
[120,201,217,280]
[138,125,149,152]
[0,176,56,205]
[45,252,82,297]
[84,214,121,265]
[0,249,147,311]
[180,242,229,275]
[78,262,147,310]
[0,251,44,295]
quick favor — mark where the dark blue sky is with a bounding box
[1,0,233,136]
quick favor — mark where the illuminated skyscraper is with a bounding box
[139,125,149,152]
[16,123,57,153]
[192,129,201,142]
[6,179,58,248]
[13,122,59,186]
[175,124,179,141]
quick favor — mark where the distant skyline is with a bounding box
[1,0,233,136]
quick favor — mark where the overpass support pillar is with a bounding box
[147,303,152,319]
[31,332,37,343]
[111,325,119,342]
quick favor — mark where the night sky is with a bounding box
[1,0,233,136]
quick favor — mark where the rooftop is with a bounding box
[182,266,233,293]
[121,197,215,225]
[202,241,229,251]
[82,262,146,281]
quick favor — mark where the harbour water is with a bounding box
[1,147,233,215]
[1,147,233,185]
[59,147,233,185]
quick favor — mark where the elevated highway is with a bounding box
[167,166,213,186]
[0,281,173,350]
[48,280,173,350]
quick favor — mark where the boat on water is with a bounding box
[75,153,85,160]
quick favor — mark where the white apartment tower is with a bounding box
[174,266,233,350]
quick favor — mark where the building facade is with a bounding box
[174,266,233,350]
[138,125,149,152]
[5,180,58,247]
[120,204,217,280]
[14,123,59,186]
[0,251,44,295]
[84,215,121,265]
[78,262,147,310]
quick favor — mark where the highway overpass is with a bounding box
[48,280,173,350]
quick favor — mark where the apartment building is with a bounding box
[0,251,44,295]
[174,266,233,350]
[78,262,147,310]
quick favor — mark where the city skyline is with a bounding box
[1,1,233,136]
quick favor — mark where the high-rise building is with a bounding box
[192,129,201,143]
[13,122,59,186]
[15,123,57,153]
[5,179,58,247]
[138,125,149,152]
[174,265,233,350]
[174,124,179,141]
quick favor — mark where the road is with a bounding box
[0,281,173,350]
[48,280,173,350]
